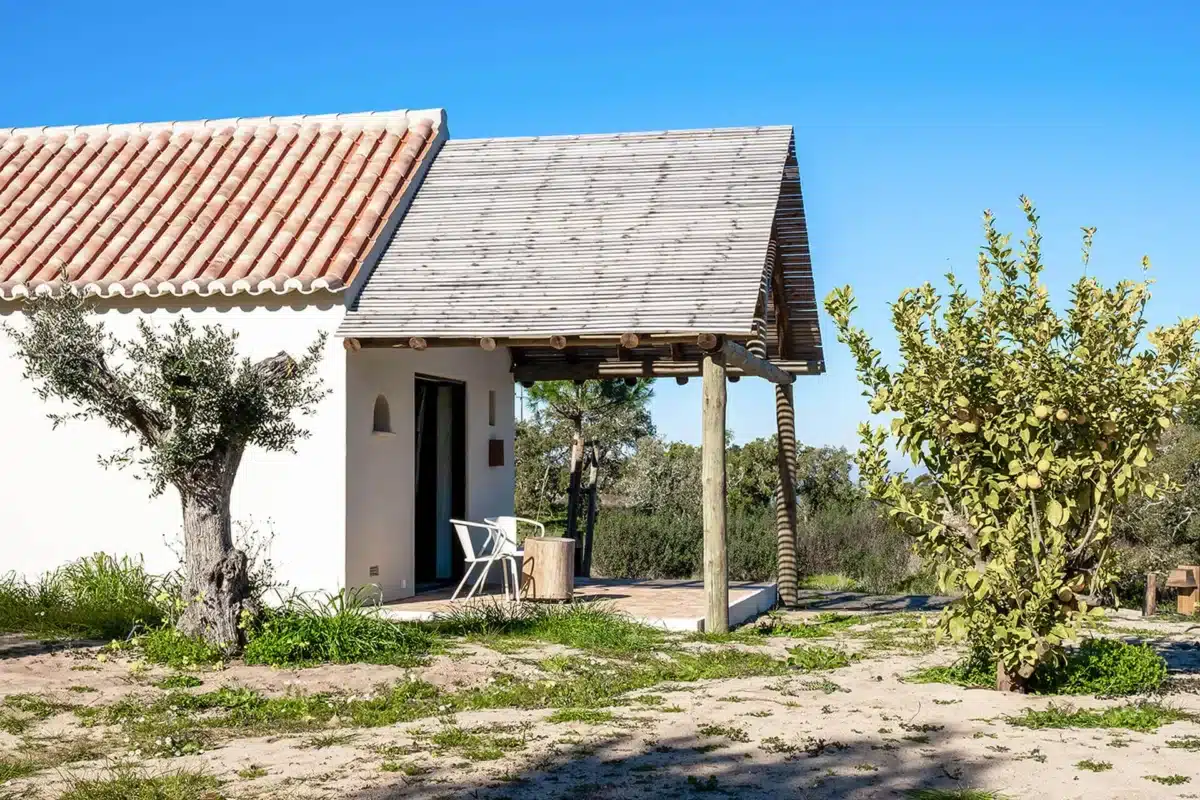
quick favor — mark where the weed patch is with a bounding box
[156,674,204,690]
[548,708,618,724]
[1075,759,1112,772]
[423,723,528,761]
[1006,701,1190,732]
[428,602,664,656]
[59,764,223,800]
[0,554,166,640]
[243,590,435,667]
[787,645,853,671]
[697,723,749,743]
[1145,775,1190,785]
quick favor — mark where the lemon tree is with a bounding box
[825,198,1200,691]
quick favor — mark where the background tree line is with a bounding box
[516,379,1200,603]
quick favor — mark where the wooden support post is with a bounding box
[774,383,799,607]
[565,433,585,567]
[702,350,729,633]
[1143,573,1157,618]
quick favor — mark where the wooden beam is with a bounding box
[511,358,821,382]
[358,333,705,349]
[409,337,427,351]
[702,350,729,633]
[549,335,568,350]
[480,337,497,351]
[697,333,719,351]
[619,332,641,349]
[721,340,794,385]
[342,337,361,352]
[675,376,689,385]
[774,383,799,607]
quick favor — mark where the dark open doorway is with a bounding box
[414,376,467,591]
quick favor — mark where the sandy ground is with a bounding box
[1,611,1198,800]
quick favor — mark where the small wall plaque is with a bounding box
[488,438,505,467]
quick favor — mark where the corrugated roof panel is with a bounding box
[340,126,808,344]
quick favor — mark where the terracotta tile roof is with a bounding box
[0,108,445,301]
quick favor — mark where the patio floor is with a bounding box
[381,578,778,632]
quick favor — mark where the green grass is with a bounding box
[696,723,749,743]
[424,724,528,761]
[131,627,227,669]
[0,693,77,735]
[787,644,853,671]
[58,765,224,800]
[427,601,665,656]
[1166,735,1200,751]
[235,765,267,779]
[547,708,618,724]
[1075,759,1113,772]
[73,646,789,754]
[1145,775,1191,785]
[1006,701,1191,732]
[799,573,861,591]
[155,674,204,690]
[242,589,436,667]
[0,753,41,782]
[0,553,166,640]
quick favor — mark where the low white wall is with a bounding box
[346,346,515,601]
[0,295,346,596]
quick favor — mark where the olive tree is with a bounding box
[6,286,327,652]
[825,198,1200,691]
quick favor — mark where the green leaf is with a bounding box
[1045,499,1067,527]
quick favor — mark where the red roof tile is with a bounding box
[0,109,444,300]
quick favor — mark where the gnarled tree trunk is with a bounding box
[176,456,256,652]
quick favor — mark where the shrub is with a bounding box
[242,589,435,667]
[0,553,165,640]
[826,201,1200,689]
[592,502,913,589]
[913,639,1168,696]
[591,509,701,579]
[1032,638,1167,696]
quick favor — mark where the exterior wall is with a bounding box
[346,346,515,601]
[0,294,346,596]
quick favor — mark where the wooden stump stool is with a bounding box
[521,537,575,601]
[1167,565,1199,616]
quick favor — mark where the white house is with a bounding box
[0,107,516,601]
[1,108,821,606]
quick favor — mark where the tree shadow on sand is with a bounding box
[348,725,1008,800]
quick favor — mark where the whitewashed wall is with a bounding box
[0,294,346,596]
[346,346,515,601]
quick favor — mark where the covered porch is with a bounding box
[381,578,778,632]
[339,126,824,632]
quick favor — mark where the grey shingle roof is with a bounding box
[339,125,821,365]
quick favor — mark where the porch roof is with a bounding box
[339,126,824,380]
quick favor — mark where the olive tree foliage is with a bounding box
[5,286,327,651]
[825,199,1200,690]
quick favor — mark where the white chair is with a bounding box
[450,519,520,602]
[485,517,542,602]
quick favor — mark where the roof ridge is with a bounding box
[448,124,792,145]
[0,108,446,139]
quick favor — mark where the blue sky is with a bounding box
[5,1,1198,451]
